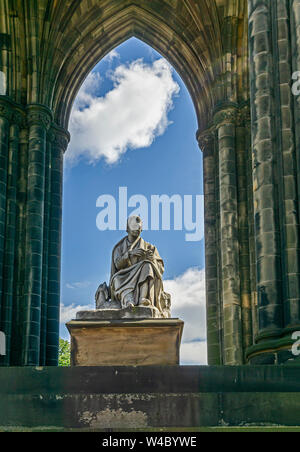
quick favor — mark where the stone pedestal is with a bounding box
[66,318,184,366]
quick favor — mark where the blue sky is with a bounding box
[60,38,207,364]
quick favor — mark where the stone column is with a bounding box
[10,125,28,366]
[214,105,243,365]
[236,106,253,356]
[39,132,52,365]
[197,127,222,365]
[245,109,258,343]
[46,125,69,366]
[291,0,300,238]
[10,125,28,365]
[22,104,52,366]
[0,110,23,365]
[286,0,300,330]
[248,1,284,344]
[0,99,11,319]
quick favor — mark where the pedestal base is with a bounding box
[66,319,184,366]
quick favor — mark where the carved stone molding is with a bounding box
[0,99,13,122]
[236,105,251,128]
[47,129,56,144]
[12,110,26,128]
[54,133,69,152]
[213,106,238,128]
[0,97,27,127]
[196,127,215,154]
[50,123,70,153]
[26,104,53,130]
[18,128,29,145]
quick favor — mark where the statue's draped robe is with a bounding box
[110,236,164,310]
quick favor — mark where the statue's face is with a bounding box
[127,215,143,236]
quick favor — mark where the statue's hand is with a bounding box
[129,248,147,259]
[146,249,154,261]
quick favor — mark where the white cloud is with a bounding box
[60,266,207,365]
[164,267,206,342]
[105,49,120,63]
[164,267,207,365]
[180,341,207,365]
[66,281,91,290]
[60,302,94,323]
[67,58,180,165]
[73,72,102,111]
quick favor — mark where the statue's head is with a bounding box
[126,215,143,237]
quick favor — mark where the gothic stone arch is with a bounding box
[0,0,299,366]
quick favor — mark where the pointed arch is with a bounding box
[43,2,223,132]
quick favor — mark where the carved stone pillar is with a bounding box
[0,96,69,366]
[281,0,300,331]
[39,131,53,365]
[244,108,258,346]
[0,99,11,316]
[247,0,300,364]
[197,127,222,365]
[0,110,24,365]
[22,104,52,366]
[214,105,243,365]
[46,125,69,365]
[291,0,300,237]
[248,1,284,349]
[10,126,28,365]
[236,105,253,356]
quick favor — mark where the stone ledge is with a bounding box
[68,318,183,327]
[76,306,163,320]
[1,366,300,394]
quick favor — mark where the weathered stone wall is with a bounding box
[1,366,300,429]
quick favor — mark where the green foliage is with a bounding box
[58,338,70,366]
